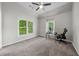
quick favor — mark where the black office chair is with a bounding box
[54,28,68,41]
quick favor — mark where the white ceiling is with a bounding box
[18,2,70,16]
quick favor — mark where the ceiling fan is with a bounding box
[32,2,51,11]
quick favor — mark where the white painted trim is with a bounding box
[0,3,2,48]
[2,35,37,47]
[72,42,79,55]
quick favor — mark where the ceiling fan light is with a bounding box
[39,5,43,9]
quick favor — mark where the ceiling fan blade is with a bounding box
[43,3,51,6]
[36,7,40,11]
[32,2,39,6]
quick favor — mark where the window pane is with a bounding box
[19,28,26,35]
[19,20,26,35]
[19,20,26,27]
[28,21,33,33]
[48,22,53,31]
[28,27,33,33]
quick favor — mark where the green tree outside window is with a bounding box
[48,21,53,32]
[19,20,27,35]
[28,21,33,33]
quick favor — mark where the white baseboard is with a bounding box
[72,42,79,55]
[2,35,37,47]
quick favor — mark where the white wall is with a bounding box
[38,11,72,40]
[2,2,37,46]
[55,11,72,40]
[37,18,46,37]
[0,3,2,48]
[72,3,79,55]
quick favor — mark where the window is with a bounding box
[19,20,26,35]
[48,21,53,32]
[46,20,55,33]
[28,21,33,33]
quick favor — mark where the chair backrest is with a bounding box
[62,28,68,35]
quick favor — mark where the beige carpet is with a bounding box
[0,37,78,56]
